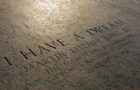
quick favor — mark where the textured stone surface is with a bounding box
[0,0,140,90]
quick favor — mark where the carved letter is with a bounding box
[20,49,37,59]
[4,57,12,65]
[57,39,66,46]
[38,45,50,54]
[45,41,57,49]
[74,34,85,41]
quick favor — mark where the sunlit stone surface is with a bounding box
[0,0,140,89]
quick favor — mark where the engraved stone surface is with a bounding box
[0,0,140,90]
